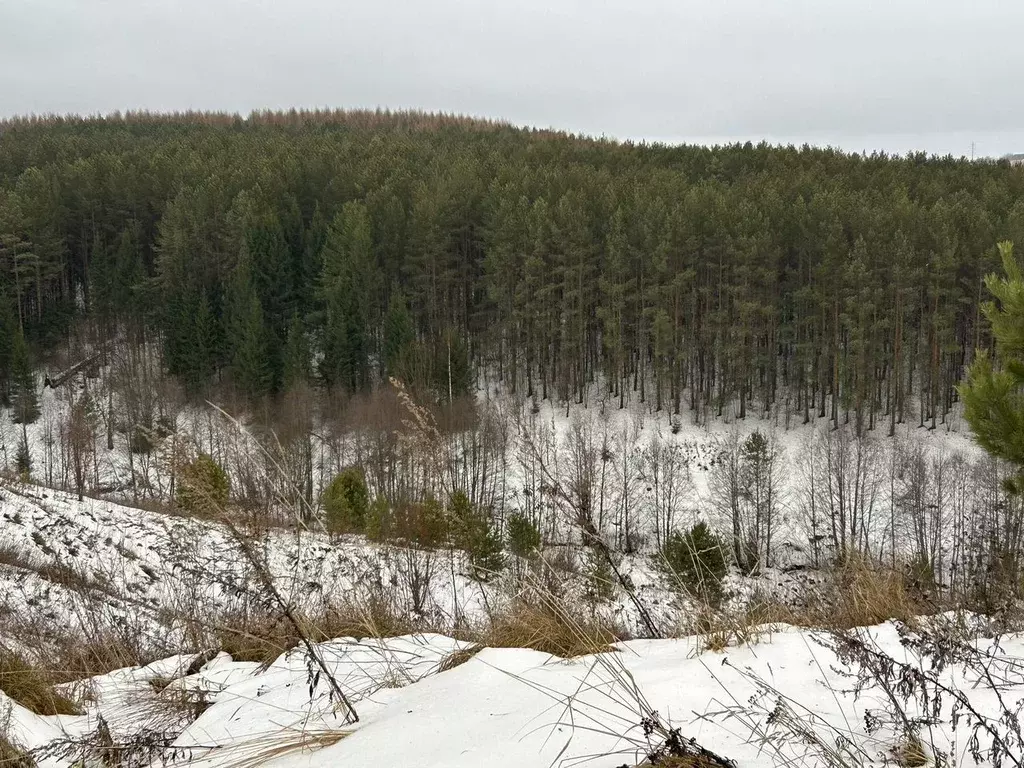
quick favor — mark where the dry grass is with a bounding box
[0,546,31,571]
[672,559,933,655]
[632,757,731,767]
[216,597,418,665]
[0,735,36,768]
[484,597,619,658]
[311,597,415,642]
[51,635,150,683]
[208,728,350,768]
[437,644,484,673]
[688,604,776,654]
[893,734,929,767]
[155,683,213,723]
[148,676,173,692]
[0,652,80,716]
[808,555,926,630]
[215,615,299,666]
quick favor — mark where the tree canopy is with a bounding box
[1,109,1021,420]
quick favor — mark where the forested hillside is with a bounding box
[1,109,1023,428]
[9,113,1024,768]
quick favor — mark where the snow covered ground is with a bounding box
[0,481,498,653]
[1,373,1009,765]
[0,475,842,665]
[5,620,1023,767]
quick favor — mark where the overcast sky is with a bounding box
[2,0,1023,158]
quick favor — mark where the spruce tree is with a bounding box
[231,291,271,399]
[322,467,371,535]
[382,289,414,380]
[0,293,17,404]
[9,328,39,425]
[960,242,1024,492]
[15,430,31,478]
[282,311,310,388]
[227,250,271,398]
[181,291,217,396]
[319,203,372,391]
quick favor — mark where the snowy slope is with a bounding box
[0,482,498,654]
[0,481,706,654]
[0,477,839,661]
[6,623,1023,767]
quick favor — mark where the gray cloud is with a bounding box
[2,0,1022,157]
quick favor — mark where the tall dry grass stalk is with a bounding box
[0,651,80,716]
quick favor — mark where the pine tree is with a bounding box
[9,327,39,424]
[318,203,372,391]
[960,242,1024,492]
[383,289,414,380]
[0,293,17,404]
[282,311,310,388]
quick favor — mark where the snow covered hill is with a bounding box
[5,619,1022,767]
[0,480,700,656]
[0,481,497,654]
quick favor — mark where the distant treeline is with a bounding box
[1,109,1023,430]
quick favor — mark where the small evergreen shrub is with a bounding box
[448,491,504,577]
[392,496,447,548]
[129,424,155,455]
[15,433,31,478]
[175,453,230,517]
[585,554,616,601]
[506,512,542,558]
[661,522,729,604]
[365,496,389,542]
[322,466,370,534]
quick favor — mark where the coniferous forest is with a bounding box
[1,109,1023,431]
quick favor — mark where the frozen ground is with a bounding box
[5,621,1022,767]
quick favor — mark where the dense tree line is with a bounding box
[2,109,1023,429]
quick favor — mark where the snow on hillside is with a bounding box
[0,481,689,652]
[0,478,833,661]
[0,482,493,652]
[5,622,1023,767]
[2,371,984,533]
